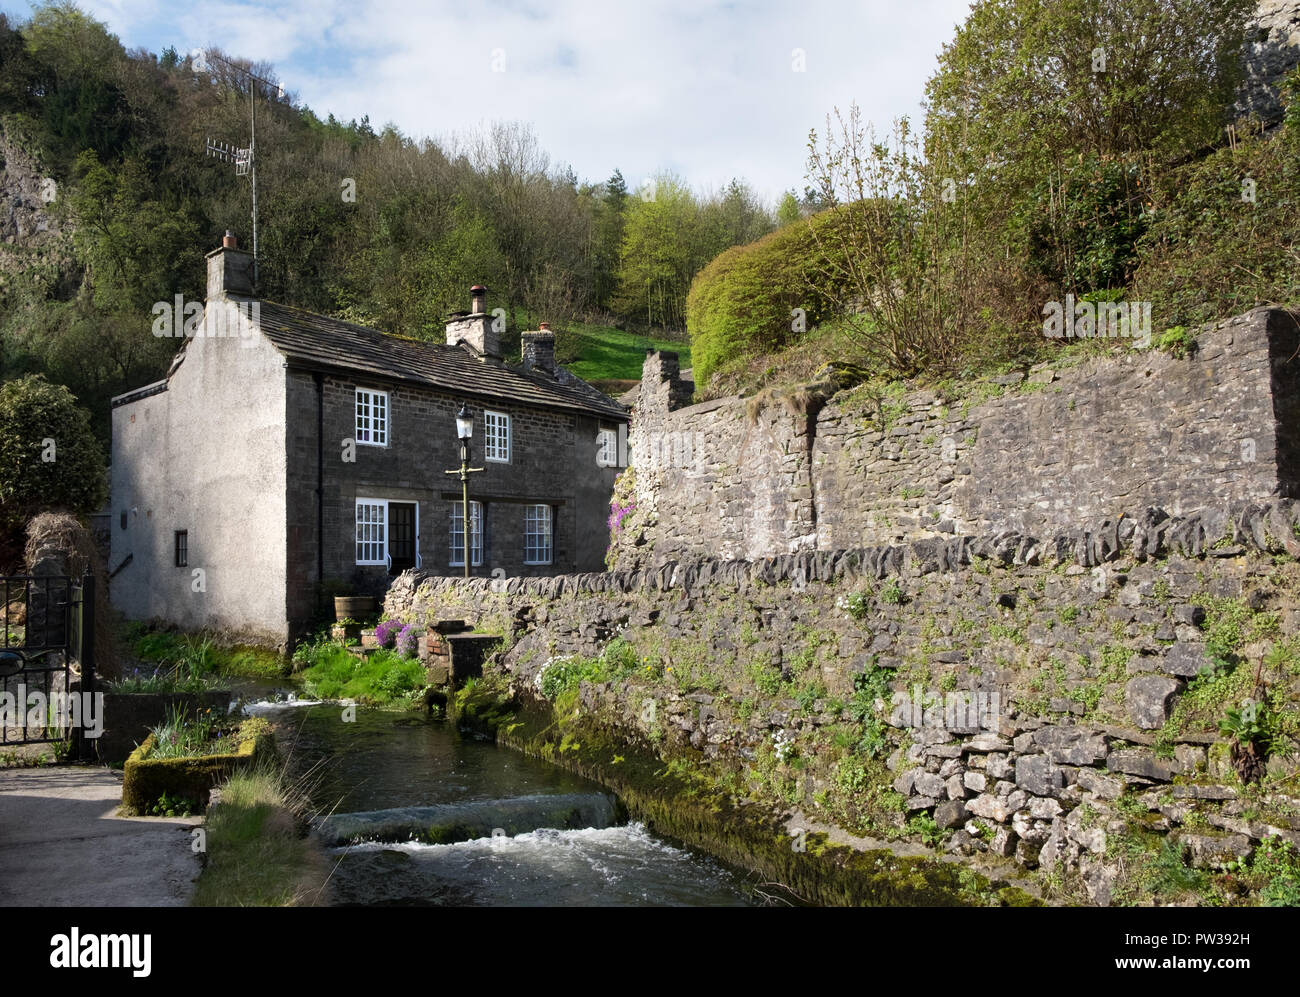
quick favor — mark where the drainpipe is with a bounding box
[315,373,324,598]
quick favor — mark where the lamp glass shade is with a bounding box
[456,405,473,441]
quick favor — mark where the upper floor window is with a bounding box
[356,500,386,564]
[450,501,483,567]
[596,428,618,467]
[524,504,552,565]
[356,388,388,446]
[484,410,510,462]
[174,530,188,567]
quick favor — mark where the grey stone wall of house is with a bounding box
[110,301,289,645]
[614,307,1300,570]
[386,498,1300,900]
[283,368,622,632]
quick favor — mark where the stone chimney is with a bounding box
[445,284,500,359]
[639,349,693,417]
[206,230,254,298]
[521,322,556,373]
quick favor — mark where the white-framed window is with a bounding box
[524,504,552,565]
[449,501,483,567]
[596,428,618,467]
[484,409,510,462]
[356,500,386,564]
[356,388,388,446]
[355,498,420,568]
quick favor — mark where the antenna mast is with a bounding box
[199,49,283,288]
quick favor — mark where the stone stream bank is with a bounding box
[389,500,1300,905]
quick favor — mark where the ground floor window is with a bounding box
[524,504,552,565]
[356,500,386,564]
[450,501,483,567]
[356,499,419,570]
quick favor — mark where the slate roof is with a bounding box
[254,299,628,421]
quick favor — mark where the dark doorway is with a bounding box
[389,503,417,574]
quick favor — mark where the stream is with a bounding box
[240,690,758,907]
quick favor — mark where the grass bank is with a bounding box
[192,763,330,907]
[119,622,291,687]
[563,319,691,383]
[292,634,426,706]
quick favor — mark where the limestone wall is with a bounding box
[388,498,1300,901]
[613,307,1300,570]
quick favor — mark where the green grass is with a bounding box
[191,764,326,907]
[561,319,692,383]
[146,703,232,759]
[123,624,290,681]
[296,641,425,705]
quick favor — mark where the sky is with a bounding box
[3,0,975,204]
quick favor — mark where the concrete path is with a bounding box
[0,766,201,907]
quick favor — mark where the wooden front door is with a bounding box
[388,502,417,574]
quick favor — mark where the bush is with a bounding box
[394,624,419,658]
[374,619,402,649]
[298,645,424,705]
[0,374,106,534]
[686,211,849,387]
[1133,107,1300,328]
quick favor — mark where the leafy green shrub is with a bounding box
[1133,104,1300,329]
[686,211,849,386]
[0,374,106,533]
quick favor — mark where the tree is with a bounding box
[777,191,801,226]
[592,169,628,309]
[614,173,699,330]
[0,374,106,534]
[923,0,1255,296]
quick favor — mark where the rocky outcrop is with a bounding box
[1239,0,1300,121]
[0,123,61,249]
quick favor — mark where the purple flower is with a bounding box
[395,624,419,658]
[607,501,635,533]
[375,619,402,649]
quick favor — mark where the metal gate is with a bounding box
[0,574,96,755]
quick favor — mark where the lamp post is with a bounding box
[444,404,484,578]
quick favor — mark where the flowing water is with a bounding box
[242,693,757,907]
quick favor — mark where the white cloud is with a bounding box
[49,0,974,202]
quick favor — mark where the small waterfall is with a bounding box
[314,791,625,846]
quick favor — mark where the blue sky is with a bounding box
[3,0,975,203]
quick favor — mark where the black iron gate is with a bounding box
[0,574,96,756]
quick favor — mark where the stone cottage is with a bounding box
[110,234,629,645]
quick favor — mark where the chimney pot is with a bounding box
[470,285,487,315]
[223,230,238,249]
[539,321,549,330]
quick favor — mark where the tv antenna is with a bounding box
[197,49,283,287]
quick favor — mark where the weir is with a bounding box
[314,791,624,846]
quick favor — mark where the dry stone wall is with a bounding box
[389,498,1300,901]
[614,307,1300,570]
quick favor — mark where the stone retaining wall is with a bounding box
[613,307,1300,570]
[389,498,1300,902]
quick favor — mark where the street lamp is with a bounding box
[445,404,483,578]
